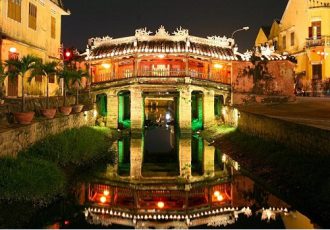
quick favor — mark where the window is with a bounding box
[309,21,321,39]
[29,3,37,30]
[312,64,322,80]
[8,0,22,22]
[290,32,295,46]
[48,74,55,83]
[282,35,286,49]
[35,75,43,82]
[51,16,56,39]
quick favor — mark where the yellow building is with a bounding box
[256,0,330,95]
[0,0,69,97]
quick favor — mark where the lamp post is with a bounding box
[230,26,249,105]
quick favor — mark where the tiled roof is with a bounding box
[88,40,237,61]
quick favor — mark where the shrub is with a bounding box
[21,127,112,168]
[0,157,65,205]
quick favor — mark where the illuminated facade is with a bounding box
[0,0,69,97]
[256,0,330,95]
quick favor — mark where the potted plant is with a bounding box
[5,55,40,124]
[70,69,89,113]
[30,61,59,119]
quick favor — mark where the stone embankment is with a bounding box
[223,107,330,155]
[0,110,96,157]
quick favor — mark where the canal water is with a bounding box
[4,105,316,229]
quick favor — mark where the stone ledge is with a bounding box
[0,110,96,158]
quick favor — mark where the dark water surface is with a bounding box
[1,106,317,229]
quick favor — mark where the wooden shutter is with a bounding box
[29,3,37,30]
[51,16,56,39]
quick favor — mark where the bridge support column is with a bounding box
[130,138,143,179]
[106,91,118,129]
[130,88,144,133]
[179,87,192,133]
[203,140,215,177]
[204,90,215,129]
[179,138,192,180]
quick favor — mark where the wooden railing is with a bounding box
[93,70,230,84]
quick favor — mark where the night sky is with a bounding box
[62,0,288,52]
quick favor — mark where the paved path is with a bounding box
[237,97,330,131]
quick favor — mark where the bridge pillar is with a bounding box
[106,91,118,129]
[179,138,192,179]
[179,87,192,133]
[203,140,215,177]
[130,88,144,133]
[130,138,143,179]
[204,90,216,129]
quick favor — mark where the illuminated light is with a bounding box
[157,201,165,209]
[9,47,17,53]
[158,54,165,59]
[214,191,220,197]
[100,196,107,203]
[222,154,227,162]
[64,220,70,225]
[103,190,110,196]
[165,113,171,121]
[65,51,72,58]
[102,63,111,69]
[214,63,223,69]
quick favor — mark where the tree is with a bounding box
[29,61,59,109]
[5,55,40,112]
[69,69,89,105]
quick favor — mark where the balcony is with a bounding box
[92,70,231,85]
[306,36,330,48]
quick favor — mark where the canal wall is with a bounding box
[223,108,330,155]
[0,110,96,157]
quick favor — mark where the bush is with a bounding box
[21,127,112,168]
[0,157,65,205]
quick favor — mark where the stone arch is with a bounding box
[191,90,204,131]
[118,90,131,129]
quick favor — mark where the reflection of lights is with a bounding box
[103,190,109,196]
[217,194,224,201]
[213,191,224,202]
[100,196,107,203]
[158,54,165,58]
[157,201,165,209]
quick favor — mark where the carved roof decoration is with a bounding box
[87,26,238,61]
[88,26,234,50]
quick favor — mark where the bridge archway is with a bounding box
[118,90,131,129]
[96,93,107,117]
[214,95,224,117]
[191,91,204,132]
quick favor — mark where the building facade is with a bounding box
[0,0,69,97]
[255,0,330,95]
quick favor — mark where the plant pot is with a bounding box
[40,108,57,119]
[60,106,72,116]
[13,111,35,125]
[72,104,84,113]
